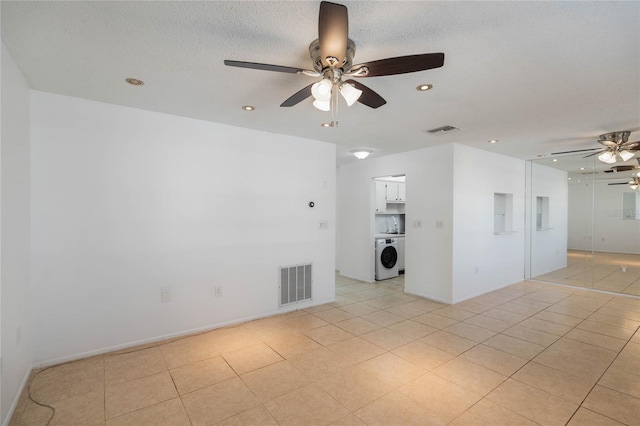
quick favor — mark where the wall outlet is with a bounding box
[318,220,328,230]
[621,266,627,273]
[161,289,171,303]
[413,220,422,228]
[214,286,222,297]
[435,221,444,229]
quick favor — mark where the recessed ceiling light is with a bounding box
[125,78,144,86]
[552,158,558,162]
[537,154,545,158]
[321,122,332,128]
[488,139,498,144]
[416,84,433,91]
[580,167,585,170]
[568,178,572,180]
[241,105,255,111]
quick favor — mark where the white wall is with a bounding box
[30,92,336,364]
[567,181,640,254]
[338,144,455,303]
[451,145,526,302]
[1,43,32,423]
[567,182,594,251]
[528,162,568,277]
[338,143,527,304]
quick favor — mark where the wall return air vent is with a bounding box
[425,125,460,135]
[279,264,312,307]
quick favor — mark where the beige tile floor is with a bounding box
[535,250,640,296]
[10,273,640,425]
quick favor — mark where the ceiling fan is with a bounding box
[224,1,445,125]
[552,131,640,164]
[608,176,640,190]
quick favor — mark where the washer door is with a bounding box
[380,246,398,269]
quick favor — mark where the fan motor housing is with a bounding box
[309,38,356,73]
[599,131,630,144]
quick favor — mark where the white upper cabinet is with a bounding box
[385,182,406,202]
[375,181,387,213]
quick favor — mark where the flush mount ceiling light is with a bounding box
[125,78,144,86]
[552,158,558,162]
[351,149,372,160]
[321,122,332,128]
[241,105,255,111]
[417,84,433,91]
[488,139,498,144]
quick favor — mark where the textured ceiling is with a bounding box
[2,1,639,168]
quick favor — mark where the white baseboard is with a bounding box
[3,365,33,426]
[32,297,336,369]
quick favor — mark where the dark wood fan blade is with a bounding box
[621,141,640,149]
[318,1,348,67]
[351,53,444,78]
[584,149,605,158]
[608,182,630,185]
[605,166,636,173]
[224,60,303,74]
[344,79,386,109]
[550,148,601,155]
[280,84,314,107]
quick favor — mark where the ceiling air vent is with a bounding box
[425,125,460,135]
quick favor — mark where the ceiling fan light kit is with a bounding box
[598,151,617,164]
[619,150,635,162]
[224,1,444,126]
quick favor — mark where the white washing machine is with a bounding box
[375,238,399,280]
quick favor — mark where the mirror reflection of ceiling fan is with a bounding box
[224,1,445,126]
[552,131,640,164]
[608,176,640,190]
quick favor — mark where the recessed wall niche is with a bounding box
[494,193,514,234]
[622,192,640,220]
[536,196,550,230]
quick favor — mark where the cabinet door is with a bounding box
[397,183,406,202]
[375,181,387,213]
[386,182,399,201]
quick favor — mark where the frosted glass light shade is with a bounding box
[312,99,331,111]
[340,83,362,106]
[598,151,616,164]
[351,149,372,159]
[630,184,639,190]
[311,80,332,101]
[619,150,635,161]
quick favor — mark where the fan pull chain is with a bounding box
[331,82,339,127]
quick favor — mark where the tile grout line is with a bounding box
[443,287,628,425]
[564,324,640,425]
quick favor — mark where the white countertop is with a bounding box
[375,233,405,239]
